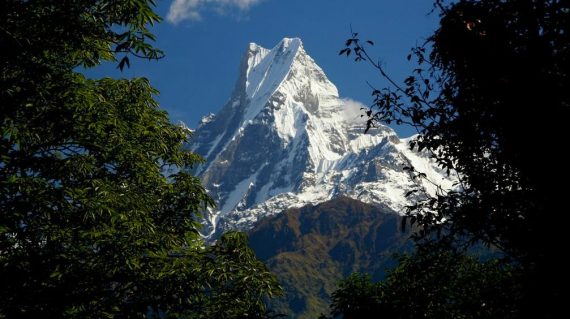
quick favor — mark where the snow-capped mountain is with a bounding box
[189,38,453,239]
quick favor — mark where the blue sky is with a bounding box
[86,0,439,137]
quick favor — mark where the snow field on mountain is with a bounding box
[188,38,453,238]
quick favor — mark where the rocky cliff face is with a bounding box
[188,38,453,239]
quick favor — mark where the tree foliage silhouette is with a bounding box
[324,249,521,319]
[0,1,281,317]
[336,0,569,317]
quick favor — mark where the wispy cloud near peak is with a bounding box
[340,98,369,126]
[167,0,263,24]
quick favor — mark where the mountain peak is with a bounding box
[239,38,317,121]
[246,42,266,55]
[276,37,303,51]
[189,39,454,239]
[247,38,303,54]
[243,38,304,77]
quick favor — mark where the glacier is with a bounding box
[188,38,453,239]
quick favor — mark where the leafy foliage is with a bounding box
[325,273,385,319]
[198,232,284,319]
[340,0,568,315]
[325,249,522,319]
[0,1,281,317]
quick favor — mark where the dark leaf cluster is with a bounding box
[0,1,282,317]
[339,0,569,316]
[324,249,522,319]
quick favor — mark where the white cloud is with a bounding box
[340,98,369,126]
[167,0,263,24]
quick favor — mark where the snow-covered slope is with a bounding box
[189,38,453,239]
